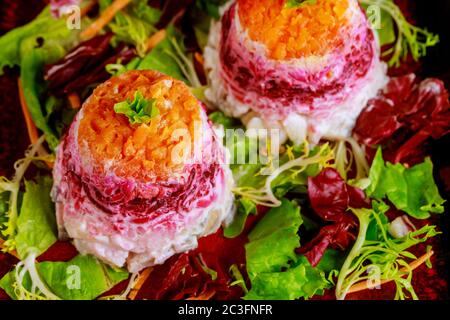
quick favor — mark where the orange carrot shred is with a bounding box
[67,93,81,109]
[347,250,434,294]
[186,290,216,301]
[80,0,132,40]
[146,29,166,53]
[194,52,204,67]
[19,78,54,168]
[128,267,153,300]
[18,78,39,145]
[80,0,97,17]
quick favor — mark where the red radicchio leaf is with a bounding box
[297,168,370,267]
[136,226,250,300]
[354,74,450,165]
[307,168,370,222]
[44,34,136,97]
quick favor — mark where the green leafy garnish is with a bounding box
[335,200,440,300]
[0,136,49,252]
[15,176,57,259]
[244,199,329,300]
[366,148,445,219]
[223,198,257,238]
[360,0,439,67]
[127,25,201,87]
[100,0,161,57]
[208,110,239,130]
[285,0,317,9]
[232,143,334,208]
[0,6,86,149]
[0,254,129,300]
[197,254,218,281]
[229,264,248,294]
[114,91,159,125]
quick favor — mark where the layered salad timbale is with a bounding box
[0,0,448,301]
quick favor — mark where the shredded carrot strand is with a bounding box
[347,250,434,294]
[18,78,39,145]
[18,78,54,168]
[67,93,81,109]
[128,267,152,300]
[194,52,204,67]
[146,29,166,53]
[80,0,132,40]
[186,290,216,301]
[80,0,97,17]
[0,239,19,259]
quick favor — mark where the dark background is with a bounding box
[416,0,450,300]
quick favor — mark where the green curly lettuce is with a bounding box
[0,254,129,300]
[360,0,439,67]
[244,199,330,300]
[335,200,439,300]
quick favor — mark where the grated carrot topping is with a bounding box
[77,70,202,181]
[237,0,351,60]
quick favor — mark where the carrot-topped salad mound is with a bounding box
[0,0,448,302]
[51,70,234,273]
[205,0,388,144]
[78,70,202,181]
[238,0,350,60]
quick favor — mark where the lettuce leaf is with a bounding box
[0,192,9,239]
[366,148,445,219]
[100,0,161,57]
[20,12,82,148]
[244,199,329,300]
[360,0,438,67]
[208,111,239,130]
[0,8,66,75]
[15,176,57,259]
[114,91,159,124]
[0,6,83,148]
[361,1,395,47]
[128,25,188,83]
[223,198,256,238]
[0,254,129,300]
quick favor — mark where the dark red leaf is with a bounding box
[45,33,114,93]
[354,74,450,165]
[136,225,250,300]
[44,34,136,98]
[299,168,368,266]
[308,168,369,222]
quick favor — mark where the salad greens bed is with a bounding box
[0,0,446,300]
